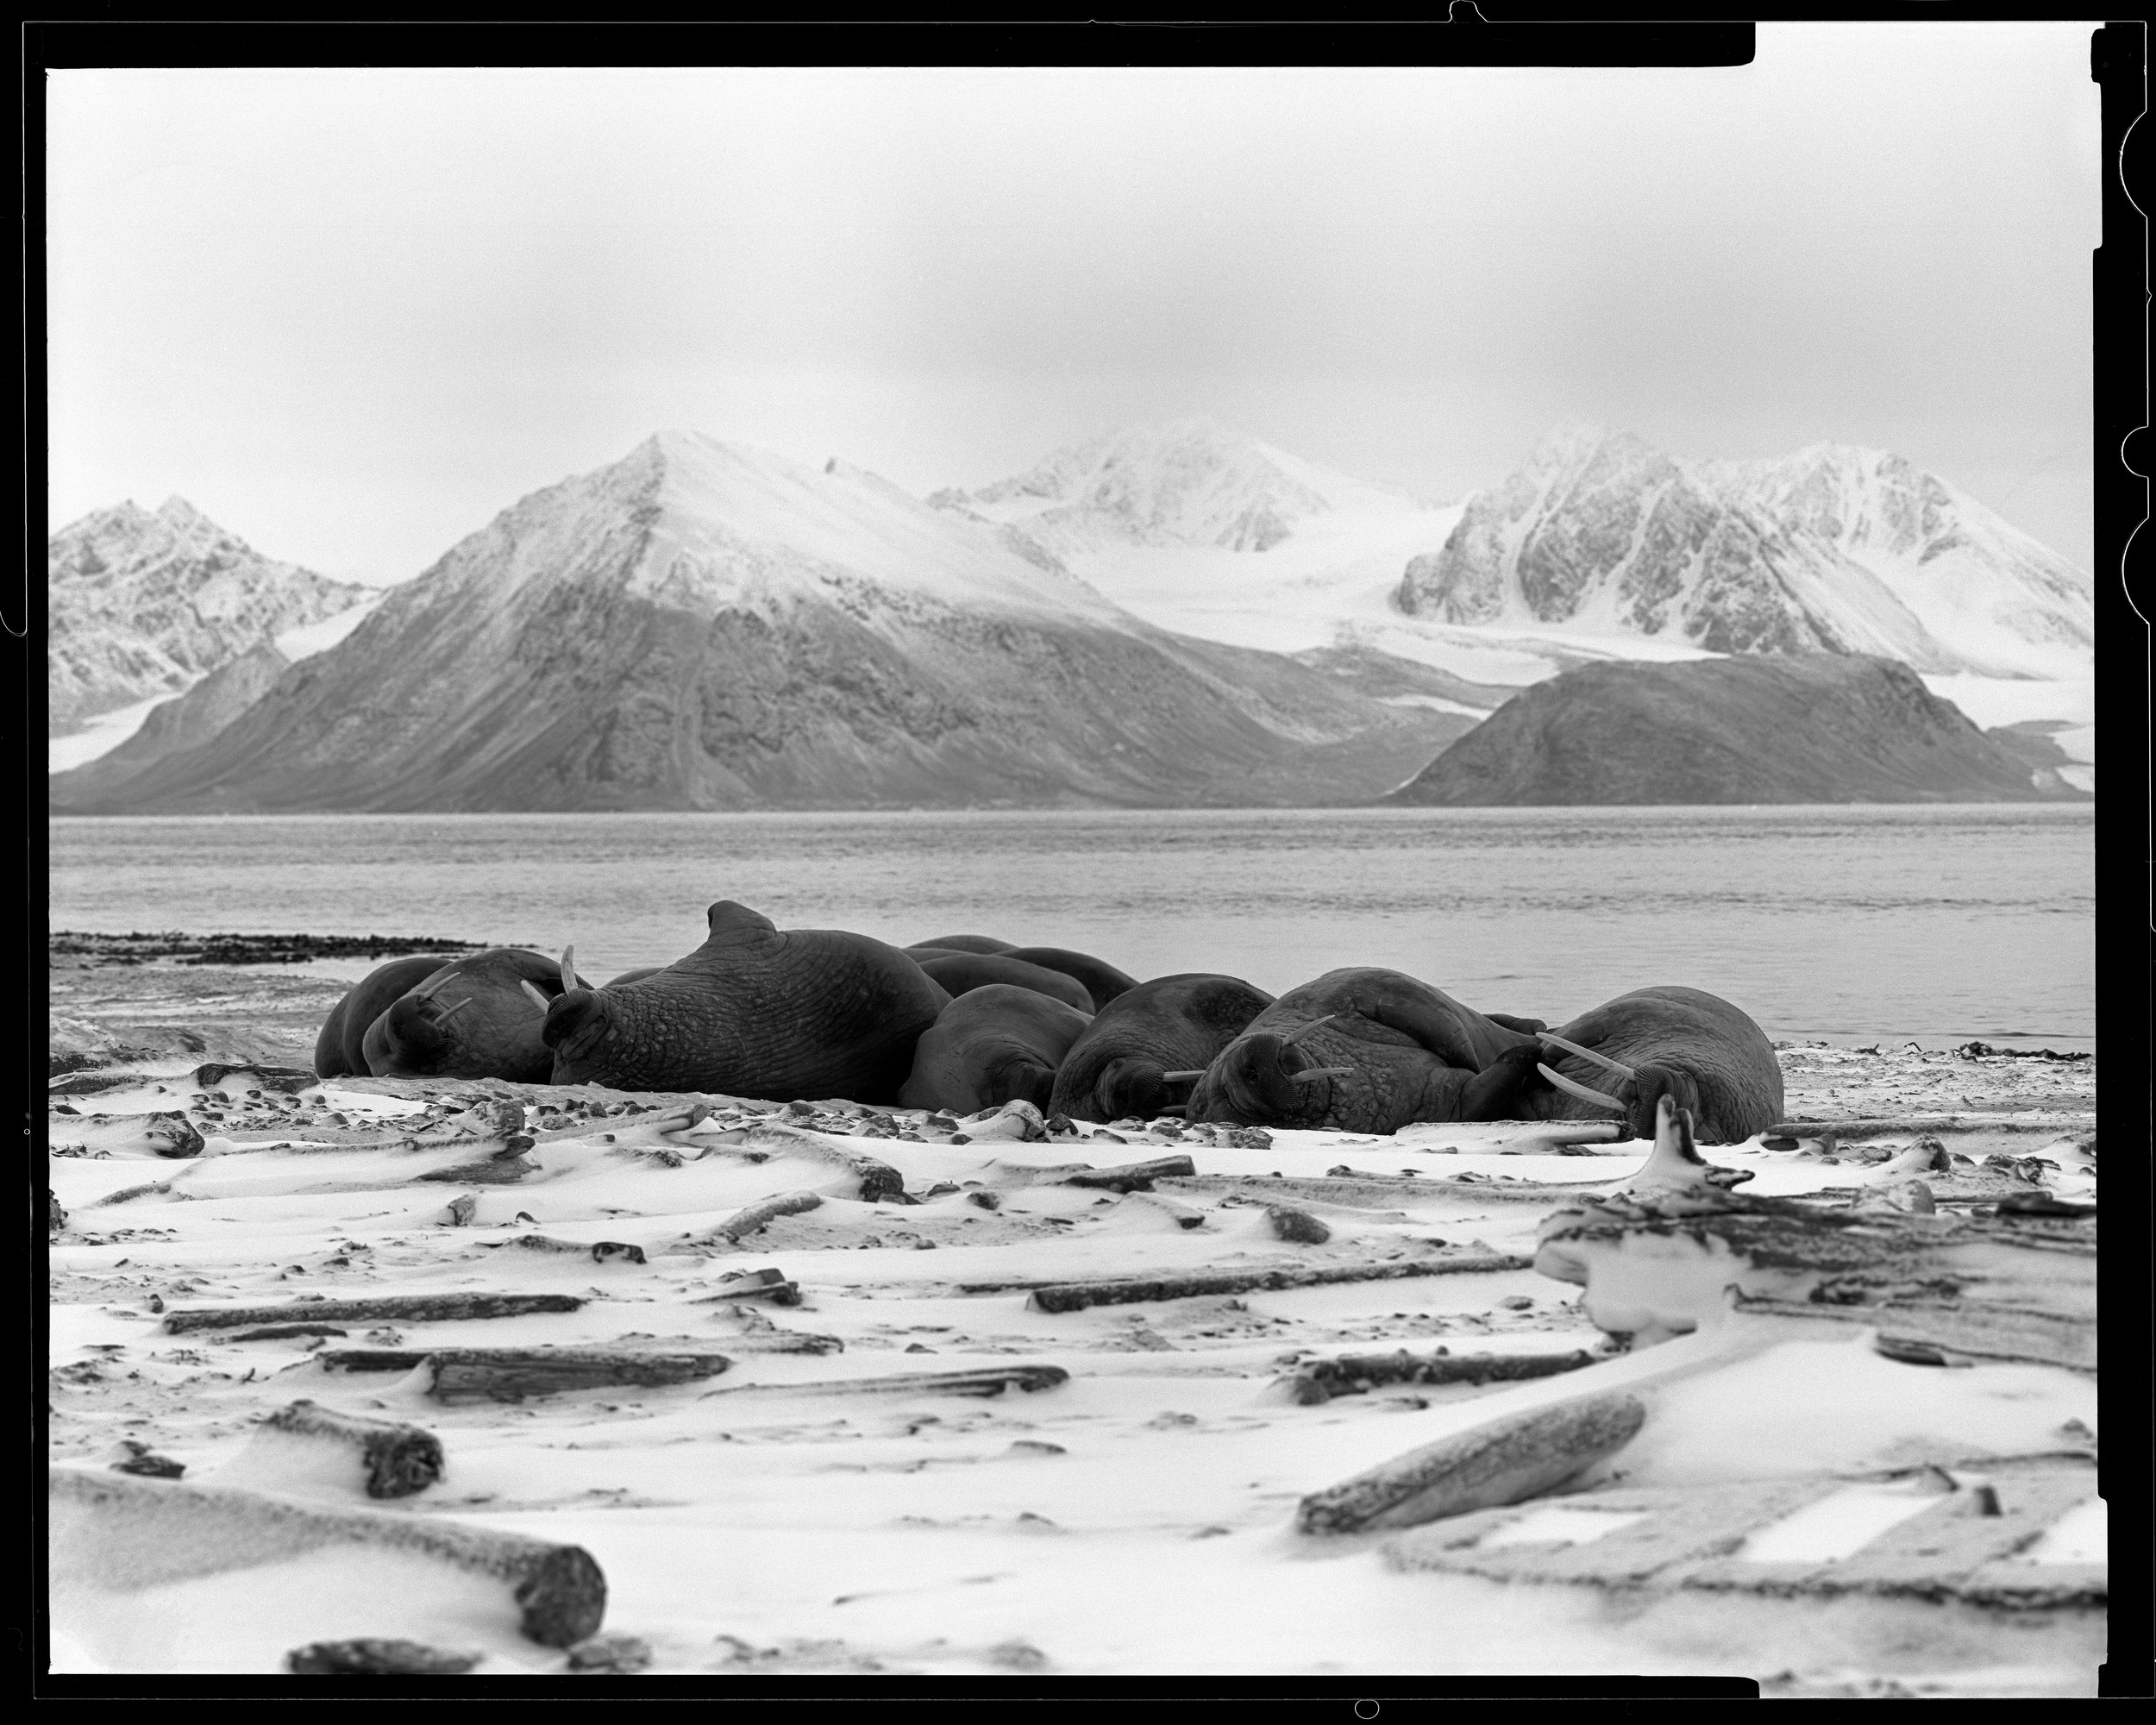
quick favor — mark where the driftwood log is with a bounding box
[1534,1183,2096,1367]
[481,1235,649,1264]
[1285,1347,1603,1406]
[692,1267,802,1306]
[699,1364,1068,1400]
[48,1466,605,1647]
[667,1189,825,1251]
[315,1346,736,1402]
[1298,1392,1648,1534]
[259,1400,445,1499]
[165,1293,584,1334]
[998,1251,1534,1312]
[737,1123,906,1200]
[288,1639,479,1675]
[1061,1156,1198,1193]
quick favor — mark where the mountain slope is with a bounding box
[50,434,1461,814]
[1386,654,2087,807]
[48,497,373,736]
[1394,425,2093,681]
[931,418,1434,557]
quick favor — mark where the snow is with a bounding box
[275,594,385,662]
[572,432,1130,630]
[46,1052,2100,1684]
[48,690,193,775]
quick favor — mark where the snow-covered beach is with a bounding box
[47,947,2100,1690]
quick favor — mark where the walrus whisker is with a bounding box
[519,980,552,1010]
[1288,1066,1354,1083]
[560,945,581,993]
[1160,1070,1208,1083]
[1538,1063,1630,1111]
[1537,1032,1637,1081]
[1279,1015,1337,1047]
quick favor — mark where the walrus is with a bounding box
[1514,985,1783,1145]
[908,934,1015,956]
[995,945,1139,1013]
[1047,972,1275,1123]
[360,946,569,1082]
[905,950,1096,1015]
[603,966,667,988]
[1183,967,1548,1134]
[313,954,465,1079]
[898,984,1094,1114]
[542,901,952,1101]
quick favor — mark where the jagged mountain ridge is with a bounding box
[930,417,1436,557]
[1394,424,2093,680]
[1386,653,2087,807]
[50,432,1463,814]
[48,497,373,736]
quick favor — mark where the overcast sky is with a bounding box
[47,24,2103,585]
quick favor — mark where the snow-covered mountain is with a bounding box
[48,497,374,737]
[51,433,1469,814]
[930,417,1438,557]
[1394,423,2094,681]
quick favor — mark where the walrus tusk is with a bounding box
[433,996,473,1021]
[1160,1070,1208,1083]
[1538,1032,1637,1082]
[411,970,454,1000]
[519,981,551,1009]
[1289,1067,1355,1083]
[559,945,581,993]
[1538,1063,1629,1111]
[1280,1015,1338,1047]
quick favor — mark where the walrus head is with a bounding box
[534,945,615,1073]
[1190,1018,1355,1126]
[1537,1033,1705,1142]
[1085,1057,1178,1122]
[370,988,474,1074]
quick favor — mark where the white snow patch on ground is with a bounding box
[274,593,385,660]
[48,691,194,774]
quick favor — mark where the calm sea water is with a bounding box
[47,806,2094,1047]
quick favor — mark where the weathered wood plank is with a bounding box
[698,1364,1068,1400]
[1286,1347,1603,1405]
[165,1292,583,1334]
[1004,1252,1534,1312]
[1298,1392,1647,1534]
[314,1346,735,1403]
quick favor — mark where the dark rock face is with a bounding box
[48,496,369,735]
[1386,654,2089,806]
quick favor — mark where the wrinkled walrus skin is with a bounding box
[1517,985,1783,1145]
[314,954,465,1079]
[360,947,569,1083]
[906,950,1096,1015]
[543,901,953,1102]
[899,985,1094,1115]
[995,946,1139,1013]
[1185,967,1546,1134]
[1048,972,1275,1124]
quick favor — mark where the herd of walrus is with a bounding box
[315,900,1785,1143]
